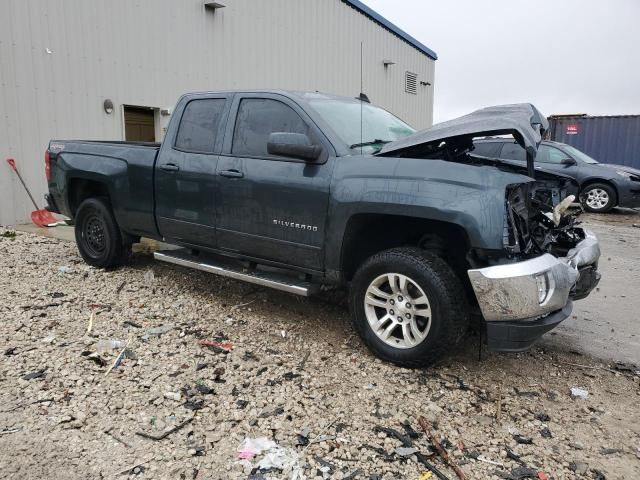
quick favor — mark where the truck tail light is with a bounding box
[45,150,51,181]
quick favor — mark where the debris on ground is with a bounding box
[142,325,173,339]
[136,417,193,441]
[198,338,234,352]
[143,270,155,284]
[81,351,107,367]
[1,225,639,479]
[95,339,123,353]
[513,434,533,445]
[21,368,47,380]
[237,437,303,478]
[570,387,589,399]
[418,416,466,480]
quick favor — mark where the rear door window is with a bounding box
[175,99,226,153]
[232,98,308,158]
[500,142,526,161]
[472,141,503,157]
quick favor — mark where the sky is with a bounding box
[362,0,640,123]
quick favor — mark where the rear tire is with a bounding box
[74,198,130,268]
[580,183,616,213]
[349,247,468,368]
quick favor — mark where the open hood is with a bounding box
[379,103,549,164]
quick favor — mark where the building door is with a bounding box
[124,106,156,142]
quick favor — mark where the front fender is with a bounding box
[325,156,530,272]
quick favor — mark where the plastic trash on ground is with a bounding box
[144,270,155,284]
[96,339,123,354]
[237,437,275,459]
[237,437,303,479]
[570,387,589,399]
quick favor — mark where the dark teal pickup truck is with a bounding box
[45,90,601,367]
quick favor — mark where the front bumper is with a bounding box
[468,230,601,351]
[616,182,640,209]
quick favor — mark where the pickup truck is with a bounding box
[45,90,601,367]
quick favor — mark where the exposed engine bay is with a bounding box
[385,134,588,260]
[504,183,585,258]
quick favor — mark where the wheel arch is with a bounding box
[579,178,619,205]
[339,213,472,283]
[67,177,111,217]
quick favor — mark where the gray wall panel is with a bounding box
[0,0,435,225]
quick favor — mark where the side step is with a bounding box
[154,249,314,296]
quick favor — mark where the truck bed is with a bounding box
[47,139,160,238]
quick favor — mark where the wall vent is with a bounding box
[405,71,418,95]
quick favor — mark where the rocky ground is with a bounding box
[0,226,639,480]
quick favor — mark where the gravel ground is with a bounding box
[1,228,639,480]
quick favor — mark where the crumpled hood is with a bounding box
[379,103,549,158]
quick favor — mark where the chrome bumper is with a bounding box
[468,230,600,321]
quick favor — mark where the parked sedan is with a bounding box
[473,138,640,212]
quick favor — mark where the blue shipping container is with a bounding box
[548,115,640,170]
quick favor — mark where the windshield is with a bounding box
[562,144,599,164]
[308,99,415,152]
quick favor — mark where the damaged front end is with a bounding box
[503,182,585,258]
[379,102,602,351]
[468,181,601,351]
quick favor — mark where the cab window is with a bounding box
[175,99,226,153]
[232,98,308,158]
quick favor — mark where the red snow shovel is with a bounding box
[6,158,58,227]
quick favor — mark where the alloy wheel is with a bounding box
[364,273,432,349]
[585,188,610,210]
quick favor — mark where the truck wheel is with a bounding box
[349,247,468,368]
[580,183,616,213]
[74,198,130,268]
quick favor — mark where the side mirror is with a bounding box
[267,132,322,162]
[561,158,577,166]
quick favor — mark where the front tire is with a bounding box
[349,247,468,368]
[580,183,616,213]
[74,198,130,268]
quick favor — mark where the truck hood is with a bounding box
[379,103,549,159]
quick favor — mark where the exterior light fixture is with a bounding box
[103,99,114,114]
[382,59,396,68]
[204,2,226,10]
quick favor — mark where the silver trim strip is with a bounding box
[154,251,310,296]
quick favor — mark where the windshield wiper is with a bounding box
[349,139,392,150]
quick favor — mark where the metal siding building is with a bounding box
[548,115,640,169]
[0,0,437,226]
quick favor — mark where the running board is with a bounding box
[154,249,313,296]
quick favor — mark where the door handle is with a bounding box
[160,163,180,172]
[219,169,244,178]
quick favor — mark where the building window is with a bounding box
[405,71,418,95]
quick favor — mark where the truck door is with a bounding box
[155,95,231,246]
[215,94,335,271]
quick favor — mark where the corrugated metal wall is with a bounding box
[549,115,640,169]
[0,0,435,226]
